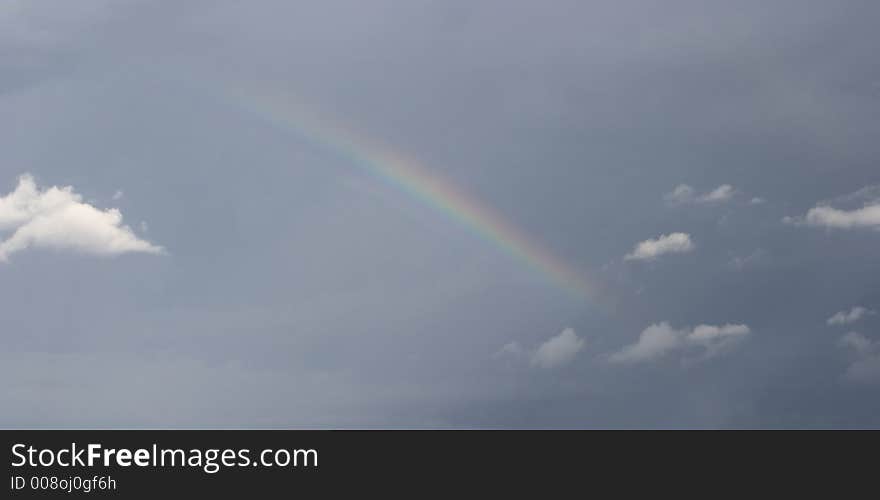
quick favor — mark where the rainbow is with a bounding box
[224,85,595,301]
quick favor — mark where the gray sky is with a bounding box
[2,0,879,428]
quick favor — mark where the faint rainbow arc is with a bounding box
[227,87,595,301]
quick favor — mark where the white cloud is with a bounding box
[700,184,735,203]
[664,184,695,204]
[839,332,880,383]
[610,322,751,364]
[608,322,683,363]
[688,323,751,358]
[531,328,585,369]
[624,232,694,261]
[112,189,124,200]
[494,328,585,369]
[749,197,765,205]
[0,174,163,262]
[800,204,880,229]
[664,184,735,205]
[827,306,874,326]
[786,185,880,230]
[688,323,751,342]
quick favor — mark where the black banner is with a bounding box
[3,430,876,497]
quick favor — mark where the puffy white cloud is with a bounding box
[786,185,880,230]
[496,328,585,369]
[610,322,751,364]
[827,306,874,326]
[0,174,163,262]
[688,323,751,358]
[801,204,880,229]
[664,184,735,204]
[839,332,880,383]
[530,328,585,369]
[688,323,751,341]
[700,184,735,203]
[608,322,683,363]
[624,232,694,261]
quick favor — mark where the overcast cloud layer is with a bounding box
[2,0,880,428]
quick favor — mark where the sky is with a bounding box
[1,0,879,428]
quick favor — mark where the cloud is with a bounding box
[687,323,751,358]
[800,204,880,229]
[700,185,735,203]
[749,197,765,205]
[728,249,765,270]
[624,232,694,261]
[494,341,524,360]
[786,185,880,230]
[608,322,683,363]
[840,331,873,354]
[827,306,875,326]
[610,322,751,364]
[0,174,163,261]
[839,332,880,383]
[112,189,124,200]
[664,184,735,205]
[497,329,585,369]
[530,328,585,369]
[664,184,695,204]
